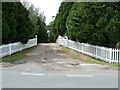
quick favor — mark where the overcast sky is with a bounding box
[20,0,63,25]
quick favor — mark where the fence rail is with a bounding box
[0,35,37,58]
[57,36,120,64]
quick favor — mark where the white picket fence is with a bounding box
[0,35,37,58]
[57,36,120,64]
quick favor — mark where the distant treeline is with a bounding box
[2,2,48,44]
[49,2,120,48]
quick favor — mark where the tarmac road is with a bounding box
[2,70,118,88]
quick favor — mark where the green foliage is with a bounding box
[23,2,48,43]
[56,2,74,36]
[2,18,10,43]
[49,2,74,42]
[37,17,48,43]
[2,3,17,44]
[27,4,39,36]
[15,3,35,43]
[52,2,120,48]
[2,2,32,44]
[2,2,48,44]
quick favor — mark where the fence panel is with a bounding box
[0,45,10,57]
[111,49,120,64]
[0,36,37,58]
[57,36,120,64]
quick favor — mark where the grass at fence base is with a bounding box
[60,46,119,67]
[2,46,37,62]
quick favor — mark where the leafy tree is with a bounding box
[66,2,120,47]
[2,2,17,44]
[27,4,39,36]
[56,2,74,36]
[37,17,48,43]
[105,10,120,47]
[66,3,96,42]
[49,2,74,42]
[2,2,48,44]
[2,2,34,44]
[2,18,10,44]
[52,2,120,48]
[15,2,34,43]
[23,2,48,43]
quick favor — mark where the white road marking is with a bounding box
[21,73,44,76]
[66,75,94,77]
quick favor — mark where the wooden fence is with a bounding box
[57,36,120,64]
[0,35,37,58]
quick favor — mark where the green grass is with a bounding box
[85,60,119,67]
[2,46,37,62]
[60,46,119,67]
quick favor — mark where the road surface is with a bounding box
[1,43,118,88]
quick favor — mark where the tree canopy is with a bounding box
[48,2,74,42]
[2,2,48,44]
[50,2,120,48]
[2,2,34,44]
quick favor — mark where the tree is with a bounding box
[37,17,48,43]
[49,2,74,42]
[15,2,34,43]
[51,2,120,48]
[66,2,120,47]
[2,2,17,44]
[2,2,35,44]
[23,2,48,43]
[2,18,10,44]
[48,21,58,42]
[56,2,74,36]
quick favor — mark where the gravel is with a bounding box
[2,43,118,73]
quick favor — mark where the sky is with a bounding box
[20,0,63,25]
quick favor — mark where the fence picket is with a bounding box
[57,36,120,64]
[9,43,12,55]
[0,36,37,58]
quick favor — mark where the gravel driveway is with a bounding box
[2,43,118,73]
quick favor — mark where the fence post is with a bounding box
[118,49,120,64]
[105,48,107,62]
[74,41,75,50]
[0,47,1,58]
[95,46,97,59]
[35,35,37,46]
[117,49,119,64]
[20,43,22,51]
[66,37,68,48]
[9,43,12,55]
[109,48,112,63]
[67,38,68,48]
[82,43,83,54]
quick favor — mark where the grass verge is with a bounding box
[60,46,119,67]
[2,46,37,62]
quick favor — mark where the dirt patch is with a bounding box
[56,50,65,53]
[10,60,26,64]
[69,63,80,65]
[2,43,118,72]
